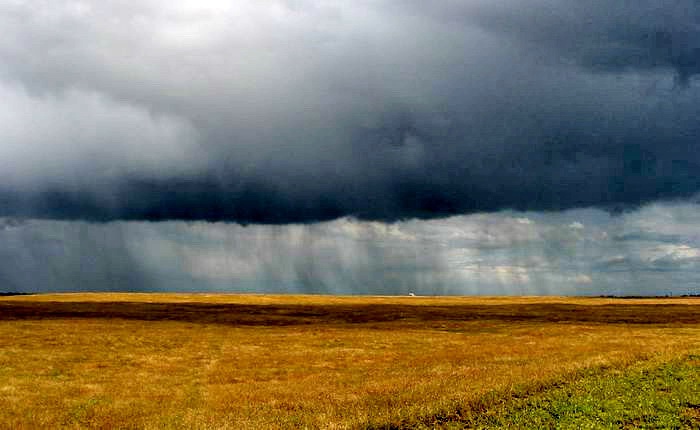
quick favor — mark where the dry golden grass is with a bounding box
[0,294,698,429]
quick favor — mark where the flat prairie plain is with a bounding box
[0,294,698,429]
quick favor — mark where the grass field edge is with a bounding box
[363,351,700,429]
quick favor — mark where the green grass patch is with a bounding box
[400,355,700,429]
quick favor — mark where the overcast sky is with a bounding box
[1,1,699,295]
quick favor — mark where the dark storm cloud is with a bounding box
[0,220,158,292]
[1,1,700,223]
[0,218,25,231]
[457,0,700,82]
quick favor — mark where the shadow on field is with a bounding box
[0,301,698,326]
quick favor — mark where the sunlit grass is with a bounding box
[0,294,698,429]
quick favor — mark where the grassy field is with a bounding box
[456,354,700,429]
[0,294,698,429]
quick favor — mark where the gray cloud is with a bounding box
[0,220,159,292]
[0,1,699,222]
[459,0,700,82]
[0,218,25,231]
[3,203,699,296]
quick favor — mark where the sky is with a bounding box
[1,0,699,295]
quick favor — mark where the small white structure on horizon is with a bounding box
[408,292,416,297]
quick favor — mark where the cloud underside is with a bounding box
[0,1,699,222]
